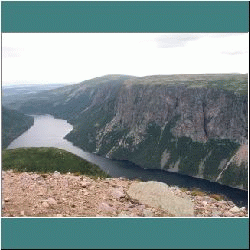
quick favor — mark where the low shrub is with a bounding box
[190,189,207,197]
[209,194,225,201]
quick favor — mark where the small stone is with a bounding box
[238,212,246,217]
[194,205,204,210]
[111,189,125,199]
[4,197,10,202]
[227,201,235,206]
[211,211,221,217]
[223,211,234,217]
[98,202,115,212]
[20,211,25,216]
[204,197,212,202]
[81,181,91,188]
[42,201,49,208]
[240,207,246,211]
[47,198,57,205]
[128,204,135,208]
[229,206,241,213]
[202,201,208,206]
[136,204,146,210]
[195,196,204,201]
[117,212,130,217]
[53,171,60,177]
[130,213,140,217]
[143,209,154,217]
[56,214,63,217]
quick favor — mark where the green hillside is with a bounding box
[2,107,34,149]
[2,147,110,178]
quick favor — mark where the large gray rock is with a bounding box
[127,181,194,217]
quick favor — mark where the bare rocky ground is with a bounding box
[1,170,248,218]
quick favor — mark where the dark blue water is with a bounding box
[7,114,248,207]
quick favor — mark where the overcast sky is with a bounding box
[2,33,249,85]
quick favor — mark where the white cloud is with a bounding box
[2,33,249,85]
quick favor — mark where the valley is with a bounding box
[2,74,248,191]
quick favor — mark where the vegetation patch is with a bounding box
[65,86,121,153]
[220,162,248,190]
[209,194,225,201]
[108,117,241,184]
[65,101,116,152]
[202,139,240,180]
[2,107,34,149]
[190,188,207,197]
[2,147,110,178]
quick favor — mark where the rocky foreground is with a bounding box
[1,170,248,217]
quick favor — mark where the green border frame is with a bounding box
[1,1,249,249]
[1,1,249,32]
[1,218,249,249]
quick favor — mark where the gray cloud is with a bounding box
[208,33,247,39]
[2,47,22,58]
[221,50,248,56]
[155,34,203,48]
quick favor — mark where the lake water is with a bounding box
[7,114,248,206]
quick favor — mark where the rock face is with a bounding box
[11,74,248,190]
[127,181,194,217]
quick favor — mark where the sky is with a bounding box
[2,33,249,85]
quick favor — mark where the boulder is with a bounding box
[127,181,194,217]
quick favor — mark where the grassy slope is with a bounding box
[130,74,248,95]
[2,147,110,179]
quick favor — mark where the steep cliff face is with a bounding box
[91,81,248,190]
[13,74,248,190]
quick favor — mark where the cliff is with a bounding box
[8,74,248,190]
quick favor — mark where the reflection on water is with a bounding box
[7,114,248,206]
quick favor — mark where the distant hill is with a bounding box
[1,107,34,149]
[2,83,67,108]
